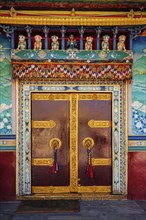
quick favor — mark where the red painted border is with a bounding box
[128,152,146,200]
[0,152,16,200]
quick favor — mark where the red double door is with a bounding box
[31,93,112,194]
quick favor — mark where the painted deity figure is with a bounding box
[117,35,126,51]
[51,35,59,50]
[101,35,110,51]
[34,35,42,50]
[85,36,93,50]
[67,34,77,50]
[17,35,26,50]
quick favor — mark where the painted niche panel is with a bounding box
[132,36,146,135]
[0,33,12,134]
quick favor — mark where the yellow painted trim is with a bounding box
[79,93,112,100]
[0,140,16,146]
[32,186,70,194]
[70,94,78,192]
[32,158,53,166]
[31,93,70,100]
[12,61,133,66]
[91,158,112,166]
[0,16,145,26]
[78,186,111,193]
[88,120,111,128]
[1,9,146,17]
[32,120,56,128]
[32,186,111,194]
[128,140,146,147]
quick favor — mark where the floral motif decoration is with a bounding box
[132,109,146,134]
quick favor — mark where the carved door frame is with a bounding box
[16,80,128,197]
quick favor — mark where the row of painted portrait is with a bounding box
[17,34,127,51]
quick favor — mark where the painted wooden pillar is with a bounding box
[11,32,14,49]
[43,26,49,49]
[79,26,85,50]
[113,27,118,50]
[128,26,144,50]
[96,27,102,50]
[129,34,133,50]
[61,26,66,50]
[25,26,32,49]
[2,26,16,49]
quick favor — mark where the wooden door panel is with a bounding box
[78,97,112,189]
[32,166,70,186]
[31,97,70,187]
[78,166,112,186]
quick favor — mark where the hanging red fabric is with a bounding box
[89,163,94,178]
[52,161,55,173]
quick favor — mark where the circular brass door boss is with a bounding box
[82,137,94,149]
[50,138,62,150]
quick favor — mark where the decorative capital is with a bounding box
[60,26,67,35]
[128,25,146,39]
[79,26,85,35]
[113,26,119,37]
[42,26,49,35]
[95,27,102,37]
[25,25,32,36]
[0,25,16,38]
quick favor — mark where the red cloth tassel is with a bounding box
[89,163,94,178]
[52,161,55,173]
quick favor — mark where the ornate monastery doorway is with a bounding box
[16,81,127,199]
[31,93,112,194]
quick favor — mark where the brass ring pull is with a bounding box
[50,138,62,150]
[50,138,62,174]
[82,137,94,178]
[82,137,94,149]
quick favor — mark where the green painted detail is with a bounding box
[0,146,16,151]
[133,56,146,75]
[11,49,133,63]
[0,34,12,135]
[128,146,146,152]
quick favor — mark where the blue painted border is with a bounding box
[128,136,146,140]
[1,135,145,140]
[0,135,16,140]
[0,135,145,141]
